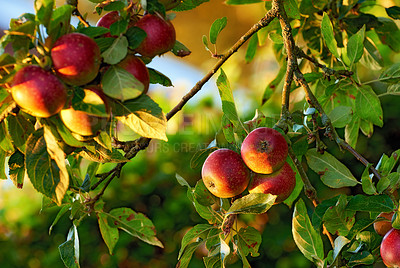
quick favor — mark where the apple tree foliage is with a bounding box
[0,0,400,267]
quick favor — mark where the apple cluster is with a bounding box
[202,127,296,203]
[10,9,177,138]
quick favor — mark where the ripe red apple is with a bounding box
[202,148,250,198]
[11,65,67,118]
[117,54,150,94]
[134,14,176,58]
[248,162,296,203]
[51,33,101,86]
[241,127,288,174]
[60,86,109,136]
[374,212,394,237]
[380,228,400,267]
[96,11,123,38]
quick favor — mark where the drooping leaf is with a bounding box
[102,65,144,101]
[235,226,262,259]
[322,195,355,236]
[148,68,173,87]
[25,128,69,205]
[332,236,351,263]
[386,6,400,20]
[7,114,34,153]
[209,17,227,45]
[355,85,383,127]
[97,212,119,254]
[190,147,217,170]
[262,61,286,105]
[79,144,128,163]
[47,5,73,42]
[35,0,54,28]
[225,0,263,5]
[347,25,365,66]
[101,36,129,65]
[107,207,163,248]
[226,193,276,215]
[49,205,69,235]
[361,165,377,195]
[178,224,214,259]
[177,242,202,268]
[59,225,80,268]
[245,34,258,63]
[172,40,191,57]
[321,12,340,58]
[345,115,360,148]
[113,95,167,141]
[312,195,341,230]
[292,199,325,266]
[305,148,359,188]
[125,26,147,50]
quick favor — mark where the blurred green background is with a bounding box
[1,0,400,267]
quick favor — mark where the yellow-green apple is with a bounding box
[51,33,101,86]
[374,212,395,237]
[134,14,176,58]
[380,228,400,267]
[248,162,296,203]
[11,65,67,118]
[202,148,250,198]
[241,127,288,174]
[60,86,109,136]
[117,54,150,94]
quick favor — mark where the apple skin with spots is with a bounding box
[134,14,176,58]
[248,162,296,204]
[241,127,288,174]
[374,212,394,237]
[380,228,400,267]
[51,33,101,86]
[202,149,250,198]
[11,65,67,118]
[60,86,109,136]
[117,54,150,94]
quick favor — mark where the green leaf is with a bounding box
[79,145,128,163]
[94,37,115,53]
[113,95,167,141]
[328,106,353,128]
[47,5,73,42]
[25,128,69,205]
[332,236,351,262]
[148,68,173,87]
[59,225,80,268]
[109,19,128,36]
[77,26,110,38]
[221,114,235,143]
[173,0,209,10]
[346,194,394,212]
[172,40,191,57]
[284,0,300,19]
[262,61,286,105]
[347,25,365,66]
[322,195,355,236]
[193,180,217,206]
[377,175,391,193]
[35,0,54,28]
[235,226,262,258]
[360,118,373,138]
[305,148,359,188]
[377,149,400,177]
[245,34,258,63]
[102,65,144,101]
[49,205,69,235]
[97,212,119,254]
[0,150,6,180]
[284,157,304,207]
[0,122,14,154]
[7,114,34,153]
[361,165,377,195]
[209,17,227,45]
[375,17,400,52]
[387,84,400,95]
[216,69,241,129]
[226,193,276,215]
[178,224,213,259]
[348,251,374,266]
[8,150,25,188]
[125,26,147,50]
[292,199,325,266]
[321,12,340,58]
[379,63,400,83]
[355,85,383,127]
[107,207,163,247]
[101,36,128,65]
[104,0,126,10]
[202,35,211,52]
[345,115,360,148]
[177,242,202,268]
[386,6,400,20]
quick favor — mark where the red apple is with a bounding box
[248,162,296,203]
[117,54,150,93]
[380,228,400,267]
[51,33,101,86]
[11,65,67,118]
[241,127,288,174]
[202,148,250,198]
[374,212,394,237]
[60,86,109,136]
[96,11,121,37]
[134,14,176,58]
